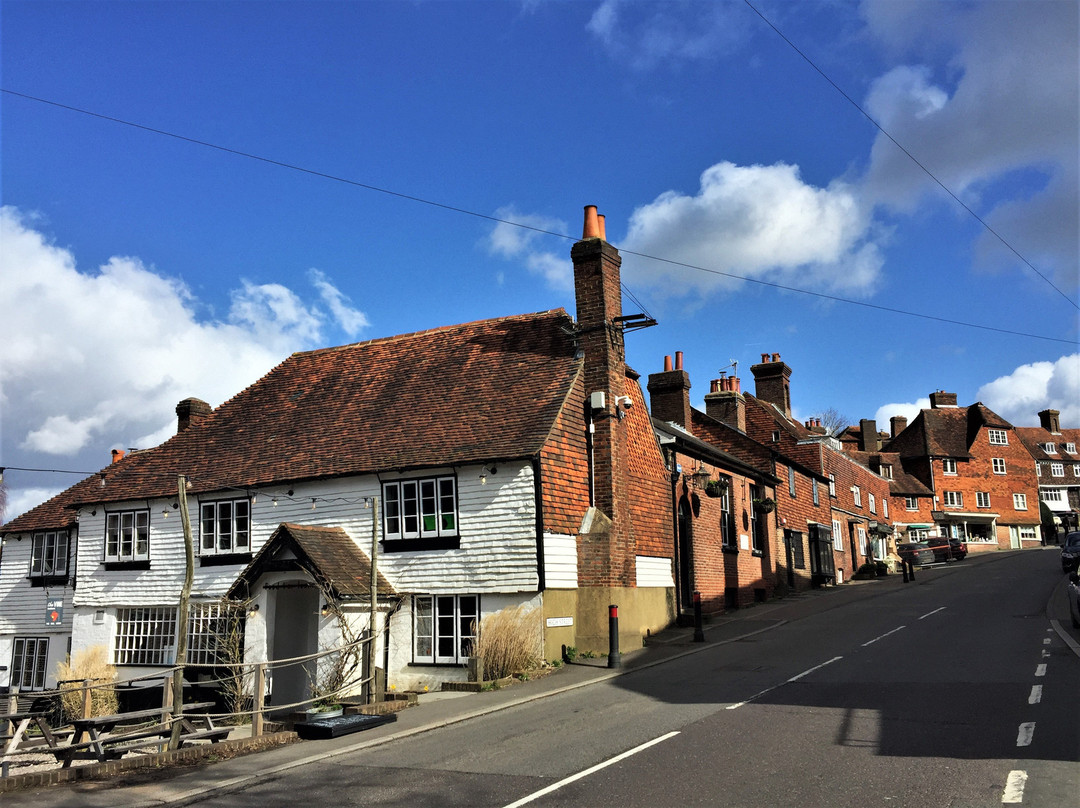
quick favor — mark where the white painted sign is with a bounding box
[546,616,574,628]
[740,534,749,550]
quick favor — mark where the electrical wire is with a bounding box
[1,88,1075,345]
[741,0,1078,311]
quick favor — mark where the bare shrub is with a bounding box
[55,645,118,720]
[474,605,542,681]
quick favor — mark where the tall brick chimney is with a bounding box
[751,352,792,419]
[176,398,212,433]
[648,352,692,429]
[890,415,908,438]
[572,205,631,587]
[929,391,958,409]
[859,419,880,451]
[704,375,746,433]
[1038,409,1061,434]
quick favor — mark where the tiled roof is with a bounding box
[886,403,1014,460]
[654,417,771,480]
[844,450,933,497]
[1015,426,1080,462]
[4,309,581,529]
[228,522,396,601]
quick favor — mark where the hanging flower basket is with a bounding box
[704,479,727,498]
[753,497,776,513]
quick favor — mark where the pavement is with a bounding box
[2,554,1057,808]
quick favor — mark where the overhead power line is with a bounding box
[1,89,1076,346]
[742,0,1078,311]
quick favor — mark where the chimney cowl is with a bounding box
[111,449,125,464]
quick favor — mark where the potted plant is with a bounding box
[703,479,727,498]
[753,497,776,513]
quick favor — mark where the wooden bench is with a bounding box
[55,701,221,766]
[1,710,61,756]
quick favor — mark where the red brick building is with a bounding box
[883,392,1041,550]
[1014,408,1080,538]
[648,354,779,614]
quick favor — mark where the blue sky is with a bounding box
[2,0,1077,520]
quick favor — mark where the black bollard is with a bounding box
[902,560,910,583]
[693,591,705,642]
[607,604,622,668]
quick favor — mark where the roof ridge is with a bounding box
[292,308,570,358]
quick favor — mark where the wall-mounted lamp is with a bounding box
[248,603,260,616]
[479,464,498,485]
[311,498,317,510]
[320,603,331,617]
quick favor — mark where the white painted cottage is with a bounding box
[1,207,676,704]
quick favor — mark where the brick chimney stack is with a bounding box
[704,375,746,433]
[1038,409,1061,434]
[572,204,631,588]
[750,352,792,419]
[859,419,880,451]
[929,391,958,409]
[176,398,212,433]
[647,352,692,429]
[890,415,908,438]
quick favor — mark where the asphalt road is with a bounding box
[195,549,1080,807]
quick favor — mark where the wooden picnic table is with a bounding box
[2,709,61,756]
[57,701,225,767]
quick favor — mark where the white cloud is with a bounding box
[586,0,750,70]
[486,207,572,291]
[620,161,884,299]
[4,487,66,524]
[976,354,1080,427]
[0,206,371,470]
[860,0,1078,291]
[309,268,370,338]
[874,398,931,430]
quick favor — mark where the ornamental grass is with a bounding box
[474,604,542,681]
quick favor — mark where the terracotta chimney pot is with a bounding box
[111,449,125,463]
[771,352,781,362]
[664,355,673,372]
[582,205,601,239]
[597,214,606,241]
[675,351,684,370]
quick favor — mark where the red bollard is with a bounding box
[608,604,622,668]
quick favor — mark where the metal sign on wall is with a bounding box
[46,598,63,627]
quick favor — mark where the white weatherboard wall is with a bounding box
[386,591,543,693]
[64,462,542,685]
[543,534,578,588]
[0,531,75,690]
[635,556,675,588]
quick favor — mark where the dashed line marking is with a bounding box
[1002,770,1027,803]
[1028,685,1042,704]
[727,656,843,710]
[501,731,680,808]
[1016,723,1035,747]
[861,626,906,646]
[1034,663,1047,677]
[918,606,946,620]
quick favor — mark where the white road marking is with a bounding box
[1016,723,1035,747]
[1028,685,1042,704]
[1034,663,1047,677]
[862,626,906,646]
[1042,637,1051,645]
[727,656,843,709]
[918,606,946,620]
[501,731,680,808]
[1002,770,1028,803]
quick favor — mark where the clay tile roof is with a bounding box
[228,522,396,601]
[12,309,580,516]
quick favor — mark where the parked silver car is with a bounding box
[1067,572,1080,629]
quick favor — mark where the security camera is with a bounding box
[618,396,633,409]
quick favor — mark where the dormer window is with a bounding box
[988,429,1008,445]
[1044,442,1057,454]
[880,464,893,479]
[1066,442,1077,454]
